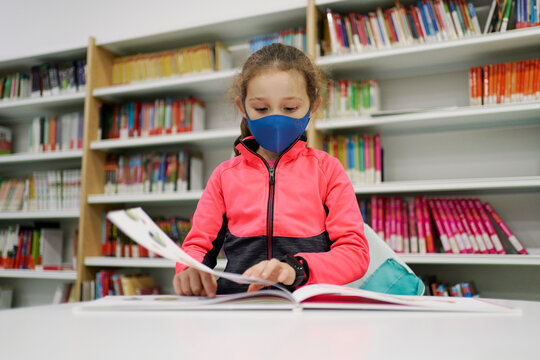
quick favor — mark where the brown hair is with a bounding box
[229,43,324,155]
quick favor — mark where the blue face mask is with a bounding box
[243,101,311,154]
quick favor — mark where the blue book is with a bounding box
[347,136,355,171]
[426,1,440,35]
[407,13,419,39]
[417,2,432,36]
[339,16,349,48]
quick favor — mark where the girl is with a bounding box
[173,43,369,297]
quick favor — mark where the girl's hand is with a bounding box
[242,258,295,292]
[172,267,217,298]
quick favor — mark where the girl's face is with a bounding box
[236,69,320,120]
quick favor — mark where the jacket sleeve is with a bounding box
[175,165,227,274]
[295,156,369,285]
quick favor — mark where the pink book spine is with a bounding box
[364,134,370,183]
[408,201,418,253]
[435,199,459,254]
[390,197,397,251]
[375,133,381,184]
[384,198,392,245]
[441,199,468,253]
[448,200,475,253]
[459,199,488,253]
[377,196,385,240]
[371,196,378,232]
[473,199,505,254]
[421,198,435,253]
[395,197,403,253]
[402,202,409,254]
[484,202,528,255]
[466,199,495,254]
[414,197,427,254]
[427,199,451,253]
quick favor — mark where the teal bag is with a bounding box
[346,224,425,296]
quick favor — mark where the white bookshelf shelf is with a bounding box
[0,92,85,118]
[93,69,238,101]
[0,269,77,280]
[90,128,240,151]
[315,27,540,78]
[353,176,540,194]
[0,150,83,165]
[399,253,540,266]
[315,102,540,134]
[85,257,227,271]
[0,210,80,220]
[87,191,204,205]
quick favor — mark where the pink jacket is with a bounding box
[176,135,369,294]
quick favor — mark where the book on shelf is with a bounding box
[367,196,528,255]
[0,59,86,101]
[0,169,81,212]
[469,58,540,106]
[0,126,12,155]
[322,78,380,119]
[484,0,539,33]
[80,271,160,301]
[111,42,232,86]
[104,150,203,195]
[319,1,484,57]
[98,97,205,140]
[422,275,477,297]
[249,27,307,53]
[52,282,77,304]
[78,207,515,313]
[28,112,84,153]
[323,134,383,186]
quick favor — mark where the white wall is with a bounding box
[0,0,305,61]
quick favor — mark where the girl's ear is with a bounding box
[234,96,246,117]
[310,96,323,117]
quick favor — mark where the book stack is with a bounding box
[98,97,205,140]
[320,1,482,56]
[323,134,383,186]
[52,282,77,304]
[111,42,232,85]
[0,225,76,271]
[469,58,540,105]
[323,79,380,118]
[104,150,203,195]
[81,271,160,301]
[484,0,539,33]
[365,196,528,255]
[101,213,191,258]
[249,27,307,53]
[28,112,84,152]
[0,60,86,101]
[0,126,11,155]
[422,275,477,297]
[0,169,81,212]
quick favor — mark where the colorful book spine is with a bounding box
[484,202,528,254]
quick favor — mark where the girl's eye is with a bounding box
[255,108,268,112]
[284,107,298,112]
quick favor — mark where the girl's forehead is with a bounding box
[246,69,307,99]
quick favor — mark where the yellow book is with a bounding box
[184,46,195,74]
[192,45,203,73]
[112,61,121,85]
[337,135,345,166]
[214,41,231,71]
[202,44,212,72]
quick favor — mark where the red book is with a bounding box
[428,199,451,253]
[14,230,25,269]
[473,199,505,254]
[466,199,495,253]
[408,201,418,253]
[371,196,378,233]
[484,202,528,254]
[414,197,427,254]
[422,197,435,253]
[377,196,385,239]
[356,15,368,46]
[384,198,392,245]
[402,202,409,253]
[410,5,424,41]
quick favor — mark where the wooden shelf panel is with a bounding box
[316,102,540,134]
[0,269,77,280]
[93,69,237,100]
[0,210,80,220]
[354,177,540,194]
[87,191,204,205]
[0,92,85,118]
[90,128,240,151]
[316,27,540,78]
[399,253,540,266]
[85,257,227,271]
[0,150,83,165]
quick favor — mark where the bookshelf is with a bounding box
[0,150,83,165]
[0,210,80,220]
[0,269,77,280]
[85,257,227,271]
[87,191,203,205]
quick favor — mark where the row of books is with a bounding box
[104,151,203,195]
[320,1,482,56]
[101,214,191,257]
[0,169,81,212]
[323,79,380,118]
[81,272,161,301]
[469,59,540,106]
[364,196,527,254]
[53,282,77,304]
[422,276,477,297]
[324,134,383,186]
[0,60,86,101]
[98,97,205,140]
[249,27,307,53]
[28,112,84,153]
[0,226,69,270]
[0,126,11,155]
[484,0,540,33]
[111,42,232,85]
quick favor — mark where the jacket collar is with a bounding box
[234,134,307,166]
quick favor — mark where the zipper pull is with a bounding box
[269,167,275,185]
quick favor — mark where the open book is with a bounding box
[81,208,516,313]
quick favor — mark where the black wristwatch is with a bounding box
[280,254,308,287]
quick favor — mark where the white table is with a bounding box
[0,299,538,360]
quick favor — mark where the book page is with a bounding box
[107,208,274,287]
